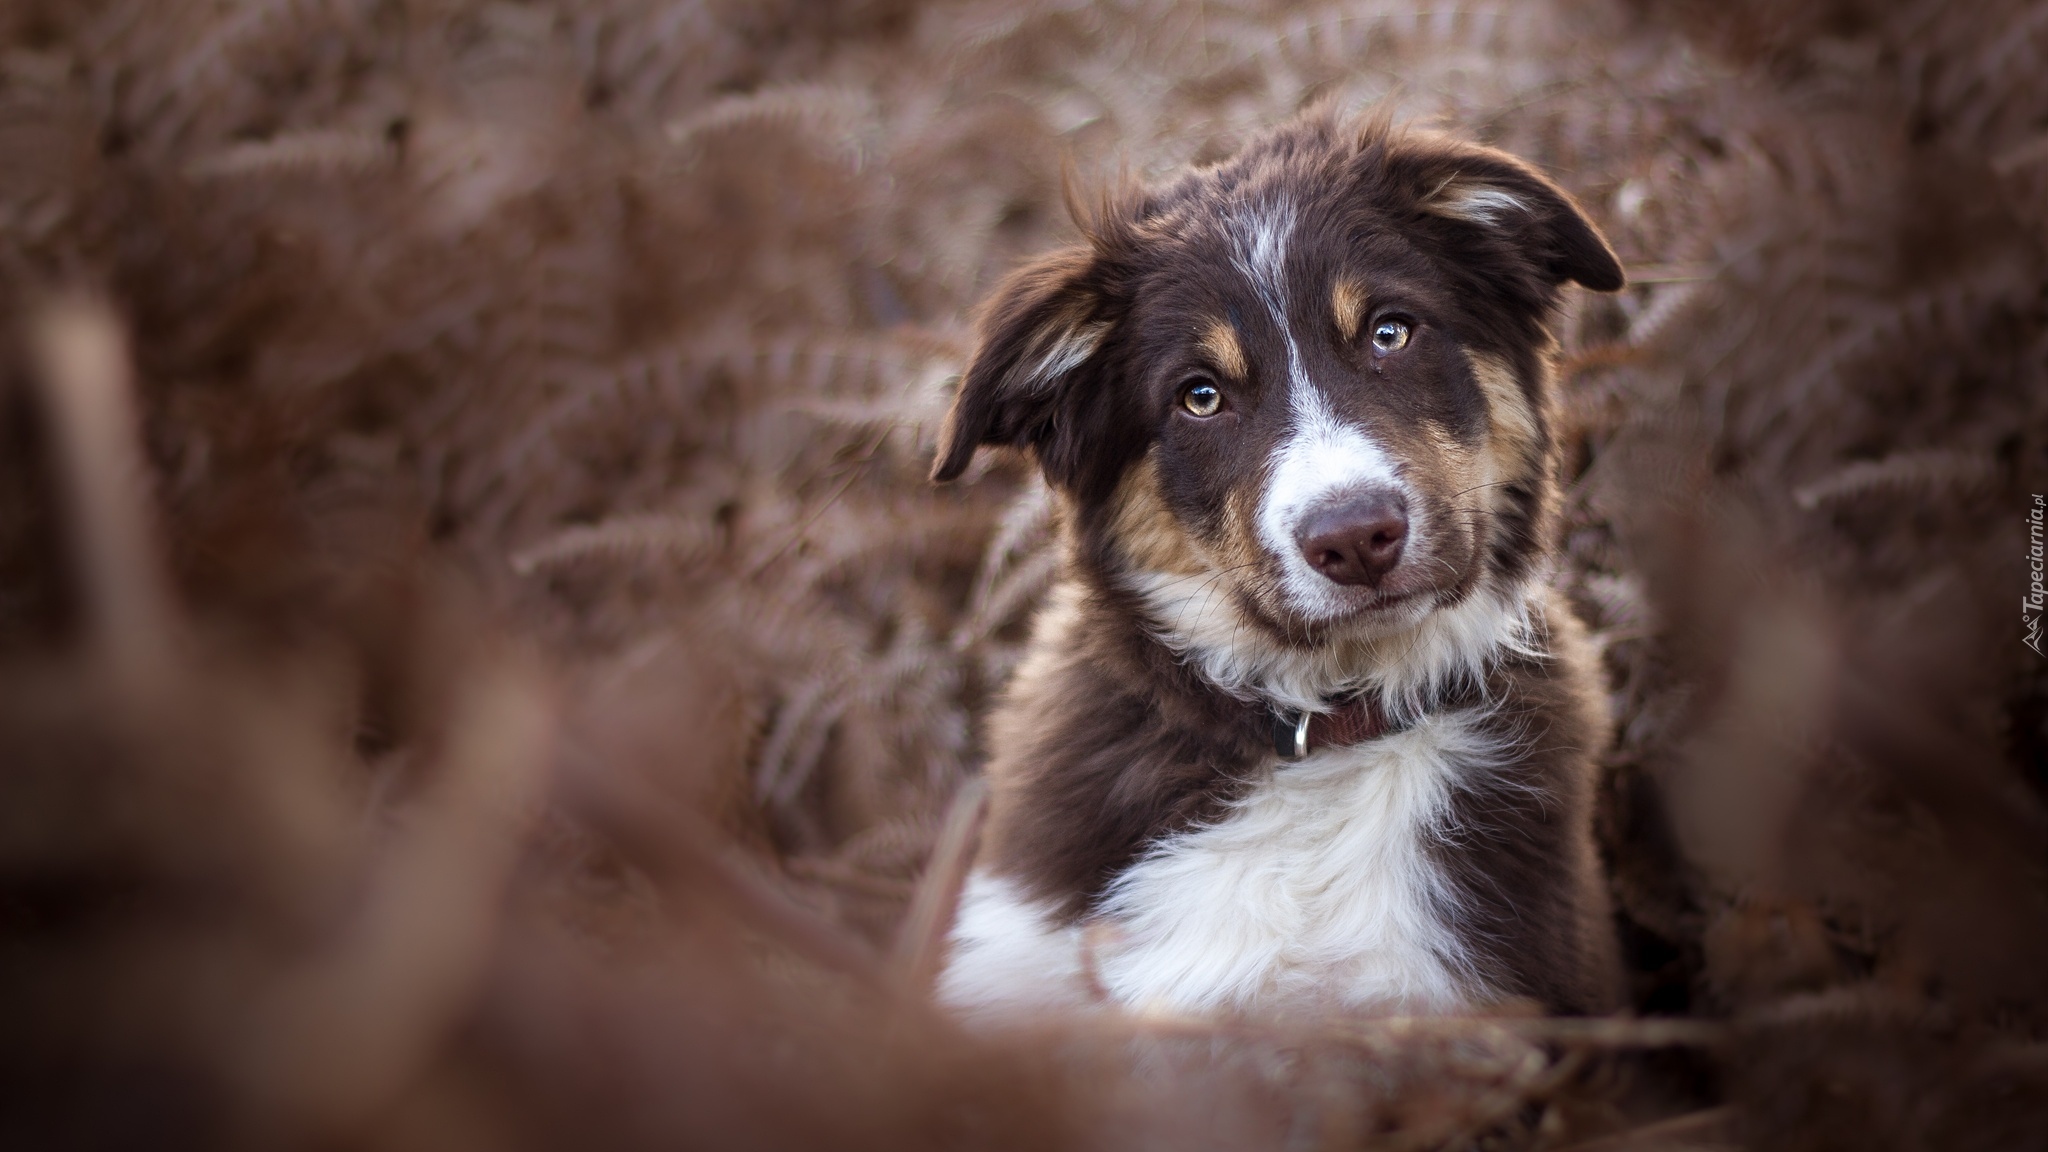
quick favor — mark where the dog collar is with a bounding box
[1270,696,1402,761]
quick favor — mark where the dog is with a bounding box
[930,110,1625,1021]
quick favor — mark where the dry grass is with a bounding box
[1,1,2044,1148]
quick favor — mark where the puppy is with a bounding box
[931,111,1624,1021]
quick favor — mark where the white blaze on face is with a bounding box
[1258,386,1407,617]
[1228,198,1415,620]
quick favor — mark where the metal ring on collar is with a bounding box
[1272,708,1311,762]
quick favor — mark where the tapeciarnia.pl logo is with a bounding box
[2029,494,2045,656]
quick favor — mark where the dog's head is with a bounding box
[933,114,1622,681]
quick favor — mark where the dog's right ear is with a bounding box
[930,245,1110,484]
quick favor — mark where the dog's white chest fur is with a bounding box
[940,713,1498,1020]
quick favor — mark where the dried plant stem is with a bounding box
[891,778,989,998]
[1552,1106,1736,1152]
[565,760,886,985]
[745,424,895,579]
[27,296,177,688]
[786,856,919,900]
[239,660,556,1142]
[1139,1012,1730,1051]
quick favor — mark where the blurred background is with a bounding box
[2,1,2046,1148]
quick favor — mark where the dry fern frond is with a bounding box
[1758,257,2035,454]
[957,549,1060,652]
[831,811,942,878]
[506,331,962,474]
[755,672,851,808]
[776,396,937,432]
[1896,0,2048,145]
[1211,2,1543,85]
[1991,132,2048,176]
[1579,572,1655,640]
[942,0,1103,56]
[508,514,719,577]
[666,83,879,169]
[186,130,394,180]
[155,0,382,116]
[1623,280,1709,350]
[1791,450,1999,511]
[953,478,1057,649]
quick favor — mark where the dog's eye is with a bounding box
[1370,318,1412,354]
[1179,380,1223,417]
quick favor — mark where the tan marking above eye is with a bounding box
[1199,320,1248,381]
[1332,279,1368,342]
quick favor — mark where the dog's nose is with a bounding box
[1296,490,1409,587]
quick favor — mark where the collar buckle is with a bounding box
[1270,694,1399,762]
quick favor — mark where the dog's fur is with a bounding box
[931,111,1625,1020]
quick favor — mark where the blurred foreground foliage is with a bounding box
[1,1,2046,1149]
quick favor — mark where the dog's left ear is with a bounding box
[1393,142,1625,293]
[930,244,1112,484]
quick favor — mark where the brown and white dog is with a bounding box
[931,111,1625,1021]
